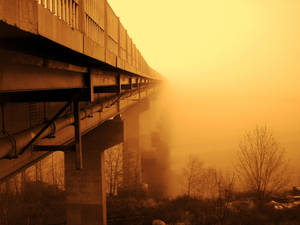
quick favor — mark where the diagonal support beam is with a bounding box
[18,101,73,155]
[32,101,83,169]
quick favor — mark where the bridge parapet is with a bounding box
[0,0,162,80]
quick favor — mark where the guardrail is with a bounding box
[38,0,79,29]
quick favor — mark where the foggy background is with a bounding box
[108,0,300,195]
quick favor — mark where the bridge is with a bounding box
[0,0,162,224]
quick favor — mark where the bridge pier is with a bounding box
[65,149,106,225]
[65,118,123,225]
[122,100,150,194]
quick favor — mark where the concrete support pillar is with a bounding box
[65,134,106,225]
[65,118,123,225]
[123,106,141,191]
[122,101,149,193]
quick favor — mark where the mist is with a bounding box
[143,58,300,197]
[107,0,300,195]
[148,71,299,197]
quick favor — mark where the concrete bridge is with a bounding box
[0,0,162,224]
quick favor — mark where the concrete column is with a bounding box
[123,106,141,191]
[65,118,123,225]
[122,101,149,193]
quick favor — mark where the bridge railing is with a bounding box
[0,0,162,80]
[38,0,79,29]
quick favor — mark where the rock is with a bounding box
[152,219,167,225]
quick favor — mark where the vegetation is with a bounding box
[106,126,297,225]
[107,195,300,225]
[182,158,236,200]
[0,181,65,225]
[237,126,290,203]
[105,144,123,196]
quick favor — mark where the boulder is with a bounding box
[152,219,167,225]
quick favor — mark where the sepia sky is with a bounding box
[108,0,300,183]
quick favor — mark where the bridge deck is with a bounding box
[0,0,162,80]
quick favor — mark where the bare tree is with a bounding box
[237,126,290,202]
[213,169,236,201]
[195,167,235,200]
[182,155,204,197]
[211,169,236,225]
[105,144,123,196]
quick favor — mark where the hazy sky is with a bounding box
[108,0,300,182]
